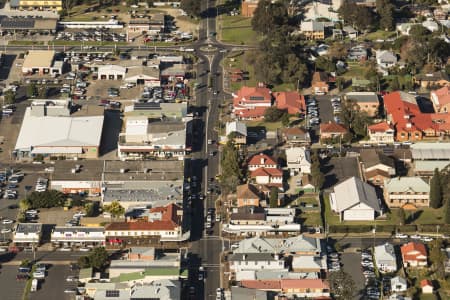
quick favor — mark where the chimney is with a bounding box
[406,122,412,128]
[242,254,247,261]
[274,253,279,260]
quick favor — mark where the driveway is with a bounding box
[341,253,365,300]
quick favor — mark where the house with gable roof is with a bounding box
[232,85,272,120]
[401,242,428,267]
[274,91,306,115]
[360,149,396,186]
[319,122,348,143]
[367,122,395,144]
[329,176,382,221]
[431,86,450,113]
[374,243,397,273]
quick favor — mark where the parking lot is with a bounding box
[85,79,142,100]
[322,157,361,190]
[0,265,28,300]
[341,252,366,299]
[37,207,83,227]
[30,265,77,300]
[315,95,336,124]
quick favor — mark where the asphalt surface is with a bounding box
[30,265,77,300]
[0,265,27,300]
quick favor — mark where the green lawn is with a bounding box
[246,120,282,131]
[407,207,445,225]
[301,211,322,227]
[220,16,260,45]
[362,30,396,41]
[342,63,369,80]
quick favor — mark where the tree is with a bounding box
[336,77,344,91]
[220,141,242,193]
[103,200,125,218]
[19,198,30,211]
[264,107,287,122]
[376,0,395,31]
[27,83,37,98]
[281,113,290,127]
[311,151,324,191]
[281,54,309,85]
[329,270,356,300]
[251,0,289,35]
[3,90,16,104]
[340,99,372,140]
[397,208,406,226]
[180,0,201,17]
[429,239,445,278]
[63,0,77,16]
[78,247,109,271]
[430,168,442,209]
[338,0,375,31]
[24,190,65,209]
[269,187,279,208]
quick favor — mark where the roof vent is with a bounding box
[120,168,127,173]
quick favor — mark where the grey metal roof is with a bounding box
[15,223,42,234]
[333,176,381,212]
[411,143,450,160]
[229,252,278,262]
[384,177,429,193]
[53,226,104,233]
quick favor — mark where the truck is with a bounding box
[31,279,38,292]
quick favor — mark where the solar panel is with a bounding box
[134,102,161,110]
[249,96,264,101]
[1,18,35,29]
[105,290,120,297]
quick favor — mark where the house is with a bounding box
[344,92,379,117]
[360,149,395,186]
[376,50,397,75]
[430,86,450,113]
[291,256,325,272]
[391,276,408,293]
[281,127,311,146]
[286,147,311,176]
[13,223,43,246]
[230,286,270,300]
[22,50,63,75]
[299,20,325,40]
[329,176,382,221]
[383,177,430,209]
[226,121,247,145]
[401,242,428,268]
[374,243,397,273]
[421,279,434,294]
[240,279,330,298]
[241,0,259,17]
[348,47,367,61]
[233,85,272,120]
[384,91,436,141]
[367,122,395,144]
[50,227,105,247]
[311,71,331,94]
[237,184,262,207]
[274,91,306,114]
[10,0,62,11]
[343,26,358,39]
[248,153,278,171]
[414,72,450,89]
[97,65,127,80]
[250,167,283,187]
[319,122,347,143]
[105,203,185,242]
[229,252,286,274]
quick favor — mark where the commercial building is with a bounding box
[10,0,62,11]
[22,50,63,75]
[14,107,104,159]
[117,117,190,160]
[102,160,184,210]
[383,177,430,209]
[13,223,43,245]
[50,160,103,195]
[344,92,379,117]
[0,17,58,34]
[97,65,126,80]
[51,226,105,246]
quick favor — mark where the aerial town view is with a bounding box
[0,0,448,299]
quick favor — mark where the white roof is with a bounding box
[292,256,324,269]
[374,243,396,262]
[226,121,247,136]
[98,64,126,73]
[300,20,324,32]
[384,177,430,193]
[15,108,104,151]
[411,142,450,160]
[286,147,310,164]
[332,177,380,212]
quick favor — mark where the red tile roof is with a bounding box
[420,279,433,287]
[241,280,281,290]
[432,86,450,106]
[281,279,329,290]
[248,153,277,167]
[384,91,437,134]
[234,106,268,119]
[401,242,427,260]
[275,91,306,114]
[368,122,393,132]
[319,122,347,133]
[250,167,283,178]
[149,203,182,223]
[233,86,272,106]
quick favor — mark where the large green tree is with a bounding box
[310,151,324,191]
[220,141,242,193]
[329,270,356,300]
[24,190,65,209]
[376,0,395,31]
[251,0,289,35]
[78,247,109,271]
[269,187,279,208]
[340,99,372,140]
[103,200,125,218]
[430,168,442,209]
[338,0,375,31]
[180,0,201,17]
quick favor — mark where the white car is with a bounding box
[1,228,11,234]
[58,247,72,252]
[411,234,421,239]
[2,219,13,224]
[395,233,408,239]
[421,236,433,242]
[79,247,91,252]
[33,271,45,279]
